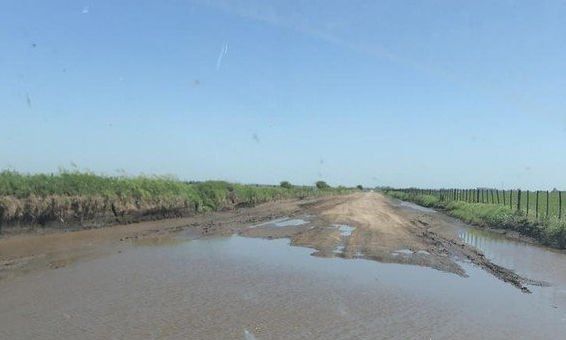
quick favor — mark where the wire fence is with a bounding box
[395,188,563,221]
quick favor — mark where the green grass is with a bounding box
[386,190,566,249]
[0,171,350,229]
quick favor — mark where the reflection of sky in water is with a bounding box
[458,227,566,309]
[2,235,566,338]
[249,217,309,228]
[333,224,355,236]
[396,198,566,311]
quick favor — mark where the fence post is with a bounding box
[510,191,513,209]
[546,191,550,218]
[476,189,480,203]
[496,190,500,204]
[517,189,521,212]
[559,191,562,220]
[503,190,506,205]
[536,191,539,220]
[526,190,529,216]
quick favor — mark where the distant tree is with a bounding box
[356,185,363,190]
[315,181,330,189]
[280,181,293,189]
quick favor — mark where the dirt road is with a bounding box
[0,192,539,291]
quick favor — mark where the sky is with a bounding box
[1,0,565,189]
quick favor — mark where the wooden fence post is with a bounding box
[526,190,529,216]
[517,189,521,212]
[503,190,506,205]
[536,191,539,220]
[559,191,562,220]
[546,191,550,218]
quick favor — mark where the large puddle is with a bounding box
[395,198,566,310]
[1,230,566,339]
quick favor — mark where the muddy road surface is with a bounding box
[1,192,566,339]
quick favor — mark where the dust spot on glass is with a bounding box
[31,43,36,48]
[193,79,200,86]
[216,42,229,70]
[25,93,32,108]
[82,6,89,14]
[319,158,325,165]
[252,133,260,143]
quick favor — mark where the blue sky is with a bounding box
[1,0,565,189]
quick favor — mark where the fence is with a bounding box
[394,188,563,221]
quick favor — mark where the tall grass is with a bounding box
[387,190,566,249]
[0,171,349,231]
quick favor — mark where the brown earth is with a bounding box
[0,192,540,291]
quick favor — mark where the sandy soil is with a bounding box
[0,192,538,291]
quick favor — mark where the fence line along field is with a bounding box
[386,188,566,249]
[396,188,563,220]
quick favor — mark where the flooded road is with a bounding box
[457,222,566,309]
[1,235,565,339]
[2,194,566,339]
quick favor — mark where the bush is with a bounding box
[280,181,293,189]
[356,185,363,190]
[315,181,330,189]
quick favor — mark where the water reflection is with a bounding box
[395,197,566,310]
[457,227,566,309]
[1,235,565,339]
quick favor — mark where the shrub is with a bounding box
[315,181,330,189]
[280,181,293,189]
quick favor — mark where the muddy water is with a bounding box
[1,230,566,339]
[457,225,566,308]
[396,200,566,308]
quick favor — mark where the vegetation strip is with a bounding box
[386,190,566,249]
[0,171,351,233]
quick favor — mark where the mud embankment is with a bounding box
[0,191,330,235]
[0,195,200,234]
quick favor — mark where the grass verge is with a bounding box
[0,171,350,233]
[386,190,566,249]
